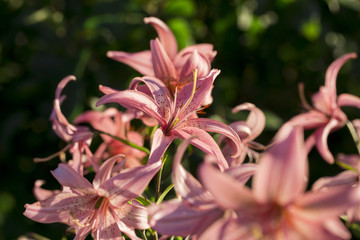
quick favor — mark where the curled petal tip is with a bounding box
[144,16,159,24]
[106,51,114,58]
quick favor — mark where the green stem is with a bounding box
[92,128,150,155]
[346,121,360,155]
[155,157,166,202]
[140,230,148,240]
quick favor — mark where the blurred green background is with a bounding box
[1,0,360,239]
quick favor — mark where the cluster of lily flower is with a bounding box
[24,17,360,240]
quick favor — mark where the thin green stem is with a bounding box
[346,121,360,155]
[140,230,148,240]
[155,155,167,202]
[157,184,174,204]
[92,128,150,155]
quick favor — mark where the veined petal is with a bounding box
[311,171,358,192]
[312,87,333,115]
[288,215,348,240]
[253,127,308,205]
[99,85,118,95]
[338,93,360,109]
[174,44,217,67]
[147,128,174,164]
[294,185,360,221]
[114,219,142,240]
[144,17,178,59]
[172,137,211,202]
[33,180,60,201]
[150,39,178,86]
[232,102,266,141]
[24,192,97,223]
[178,50,211,85]
[224,163,257,185]
[113,203,149,230]
[175,69,220,121]
[93,209,124,240]
[93,154,125,189]
[287,111,329,130]
[54,75,76,126]
[129,76,173,121]
[99,161,162,206]
[172,127,229,170]
[325,53,357,103]
[149,199,223,237]
[74,108,119,137]
[96,90,167,128]
[177,118,242,158]
[199,163,255,210]
[314,118,342,164]
[107,50,154,76]
[51,164,94,194]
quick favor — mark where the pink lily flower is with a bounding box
[149,137,256,238]
[74,108,147,169]
[24,155,162,240]
[107,17,217,94]
[288,53,360,163]
[219,102,266,166]
[96,70,242,169]
[36,75,94,173]
[199,127,360,239]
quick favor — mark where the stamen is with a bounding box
[33,144,71,163]
[168,69,198,131]
[70,211,87,228]
[196,104,210,115]
[177,68,198,117]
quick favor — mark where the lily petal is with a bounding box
[199,163,255,210]
[178,50,211,85]
[147,128,174,164]
[253,127,308,205]
[93,154,125,189]
[311,171,358,192]
[51,164,94,193]
[149,200,223,237]
[338,93,360,109]
[100,161,162,206]
[314,118,342,164]
[54,75,76,126]
[175,69,220,121]
[172,127,229,170]
[144,17,178,60]
[107,50,154,76]
[178,118,242,159]
[96,90,167,128]
[150,38,178,86]
[295,185,360,221]
[24,192,97,223]
[174,44,217,67]
[232,102,266,140]
[172,137,211,202]
[113,203,150,230]
[129,76,173,121]
[325,53,357,103]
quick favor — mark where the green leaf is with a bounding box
[156,184,174,204]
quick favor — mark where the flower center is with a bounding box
[166,69,198,133]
